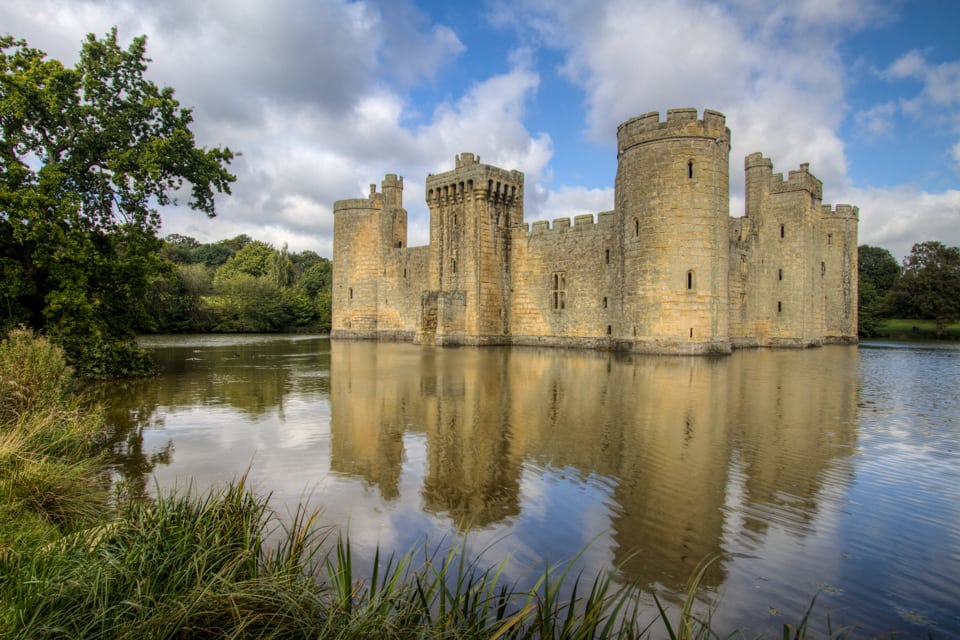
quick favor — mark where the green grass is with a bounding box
[871,318,960,340]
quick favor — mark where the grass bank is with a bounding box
[872,318,960,340]
[1,328,848,639]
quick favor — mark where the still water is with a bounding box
[102,336,960,638]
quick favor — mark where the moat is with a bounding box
[102,336,960,638]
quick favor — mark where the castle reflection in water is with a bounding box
[328,341,858,589]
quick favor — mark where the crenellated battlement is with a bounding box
[617,108,730,156]
[745,154,824,203]
[523,211,616,236]
[333,173,404,214]
[426,153,523,207]
[821,204,859,220]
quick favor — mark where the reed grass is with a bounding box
[0,329,109,551]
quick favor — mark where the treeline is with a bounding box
[148,234,332,334]
[859,241,960,337]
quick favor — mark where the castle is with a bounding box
[331,108,858,354]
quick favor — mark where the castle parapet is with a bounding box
[821,204,859,220]
[426,152,524,208]
[770,163,823,199]
[334,174,404,214]
[334,194,384,214]
[617,108,730,155]
[523,210,616,236]
[745,152,773,172]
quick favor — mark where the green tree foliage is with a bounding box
[213,240,275,284]
[0,30,235,376]
[857,245,901,337]
[154,235,332,334]
[212,273,292,332]
[891,241,960,337]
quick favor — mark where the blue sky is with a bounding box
[3,0,958,260]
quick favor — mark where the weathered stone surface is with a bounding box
[331,109,858,354]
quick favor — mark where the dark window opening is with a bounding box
[605,248,610,264]
[778,268,783,281]
[780,224,785,238]
[690,327,694,338]
[606,325,612,335]
[452,259,457,274]
[634,218,640,237]
[397,241,403,248]
[828,233,833,245]
[687,270,694,290]
[603,297,608,309]
[777,301,782,313]
[688,160,694,179]
[348,287,353,300]
[552,272,566,311]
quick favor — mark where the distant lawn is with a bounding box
[872,318,960,341]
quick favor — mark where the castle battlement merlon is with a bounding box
[523,210,616,236]
[769,163,823,199]
[821,204,859,220]
[617,108,730,155]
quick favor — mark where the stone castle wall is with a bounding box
[331,109,858,353]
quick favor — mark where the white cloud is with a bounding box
[531,186,615,223]
[854,102,898,139]
[845,186,960,260]
[4,0,958,260]
[881,49,960,123]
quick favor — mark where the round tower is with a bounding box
[615,108,731,353]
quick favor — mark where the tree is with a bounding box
[1,29,235,376]
[892,241,960,337]
[213,241,275,284]
[858,245,901,336]
[859,245,901,295]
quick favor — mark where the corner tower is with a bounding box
[331,175,407,338]
[615,108,731,353]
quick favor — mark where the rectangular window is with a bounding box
[552,272,566,311]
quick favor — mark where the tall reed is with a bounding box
[0,329,108,550]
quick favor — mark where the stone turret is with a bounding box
[615,108,732,353]
[331,174,408,338]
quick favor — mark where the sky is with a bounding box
[3,0,959,261]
